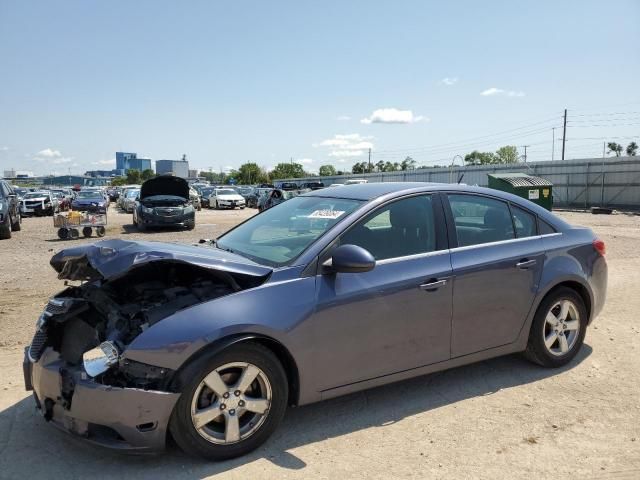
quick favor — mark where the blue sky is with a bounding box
[1,0,639,175]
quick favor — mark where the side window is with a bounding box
[340,195,436,260]
[448,194,515,247]
[538,218,556,235]
[510,205,537,238]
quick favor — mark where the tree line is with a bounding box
[109,142,639,186]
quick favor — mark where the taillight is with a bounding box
[593,239,606,256]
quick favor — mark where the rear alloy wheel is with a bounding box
[525,287,587,367]
[11,212,21,231]
[170,343,288,460]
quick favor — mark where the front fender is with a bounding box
[122,273,316,373]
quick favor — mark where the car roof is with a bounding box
[299,181,566,228]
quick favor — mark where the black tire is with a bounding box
[96,226,106,237]
[0,223,11,239]
[137,221,146,232]
[524,287,588,368]
[57,228,69,240]
[82,226,92,238]
[169,342,288,461]
[69,228,80,240]
[11,213,21,231]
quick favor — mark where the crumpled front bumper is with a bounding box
[24,347,180,452]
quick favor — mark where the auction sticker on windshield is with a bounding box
[308,209,346,219]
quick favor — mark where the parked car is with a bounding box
[70,190,108,214]
[24,183,607,461]
[344,179,368,185]
[20,191,59,216]
[189,187,202,211]
[107,187,120,201]
[11,186,29,199]
[50,189,73,211]
[259,188,297,212]
[300,181,325,190]
[133,176,195,231]
[246,187,271,208]
[198,187,216,208]
[278,182,298,191]
[0,179,21,239]
[209,188,246,210]
[122,189,141,213]
[235,186,254,203]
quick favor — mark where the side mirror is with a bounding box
[324,244,376,274]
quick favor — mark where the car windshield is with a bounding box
[24,192,49,199]
[216,196,364,267]
[201,188,214,196]
[77,191,102,199]
[238,187,252,195]
[126,190,140,198]
[216,189,237,195]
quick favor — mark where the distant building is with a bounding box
[188,169,199,178]
[3,169,34,178]
[85,169,118,177]
[156,159,189,178]
[115,152,152,175]
[42,175,110,187]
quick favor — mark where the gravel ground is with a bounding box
[0,207,639,479]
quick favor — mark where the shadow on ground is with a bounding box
[0,346,591,478]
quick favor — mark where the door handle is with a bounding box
[419,279,448,291]
[515,259,537,269]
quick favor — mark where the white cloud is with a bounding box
[360,108,426,124]
[36,148,63,158]
[336,115,351,121]
[33,148,73,164]
[298,158,314,164]
[481,87,525,97]
[313,133,375,158]
[224,165,234,172]
[0,146,9,152]
[440,77,458,86]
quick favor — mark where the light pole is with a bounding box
[449,155,464,183]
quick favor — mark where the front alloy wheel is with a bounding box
[191,362,272,445]
[170,342,288,460]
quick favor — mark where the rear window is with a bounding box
[448,194,515,247]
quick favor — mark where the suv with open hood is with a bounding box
[133,176,195,231]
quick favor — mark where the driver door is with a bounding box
[309,194,453,391]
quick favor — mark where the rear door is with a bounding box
[445,193,545,357]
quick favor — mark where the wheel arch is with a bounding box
[169,333,300,406]
[537,279,593,323]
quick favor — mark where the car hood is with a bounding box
[73,198,104,204]
[141,176,189,200]
[50,238,272,281]
[23,197,49,201]
[217,194,244,200]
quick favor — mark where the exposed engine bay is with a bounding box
[31,260,266,392]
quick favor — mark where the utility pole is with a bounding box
[552,127,556,161]
[521,145,530,163]
[368,148,372,173]
[561,109,567,161]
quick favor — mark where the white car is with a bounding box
[344,179,368,185]
[209,188,246,210]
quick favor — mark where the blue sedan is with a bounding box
[25,182,607,460]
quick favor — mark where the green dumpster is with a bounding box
[487,172,553,210]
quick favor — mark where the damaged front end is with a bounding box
[24,239,271,451]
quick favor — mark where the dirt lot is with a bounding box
[1,207,639,479]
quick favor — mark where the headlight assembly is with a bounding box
[142,206,154,214]
[82,341,119,377]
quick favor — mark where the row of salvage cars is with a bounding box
[24,182,607,461]
[0,179,80,239]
